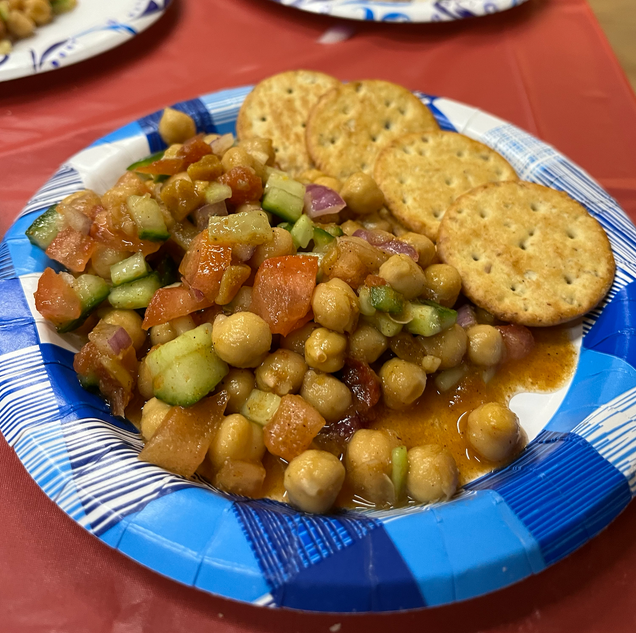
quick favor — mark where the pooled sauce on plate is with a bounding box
[261,325,577,508]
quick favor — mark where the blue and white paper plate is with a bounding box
[0,0,171,83]
[268,0,530,22]
[2,86,636,612]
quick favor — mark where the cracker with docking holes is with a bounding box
[237,70,341,176]
[374,131,518,241]
[306,80,439,181]
[437,181,615,326]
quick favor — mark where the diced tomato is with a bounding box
[364,274,387,287]
[101,172,150,210]
[178,231,232,302]
[135,157,185,176]
[496,325,535,362]
[35,268,82,328]
[90,205,161,257]
[218,166,263,206]
[45,227,96,273]
[251,255,318,336]
[142,285,213,329]
[341,359,381,411]
[263,394,326,461]
[177,135,212,165]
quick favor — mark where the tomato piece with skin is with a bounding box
[90,206,162,256]
[179,231,232,302]
[251,255,318,336]
[46,227,96,273]
[135,157,185,176]
[35,268,82,327]
[176,135,212,165]
[142,285,214,329]
[218,166,263,206]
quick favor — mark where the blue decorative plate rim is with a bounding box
[1,85,636,612]
[267,0,530,22]
[0,0,171,83]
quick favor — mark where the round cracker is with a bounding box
[437,181,615,326]
[237,70,341,176]
[374,131,518,241]
[306,80,439,181]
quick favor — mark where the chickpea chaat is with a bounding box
[29,106,545,514]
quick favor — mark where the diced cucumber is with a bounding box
[323,225,344,238]
[261,173,305,222]
[155,256,179,287]
[290,214,314,249]
[369,285,405,314]
[26,205,62,250]
[153,346,228,407]
[278,221,293,232]
[57,274,110,333]
[127,150,165,172]
[363,312,403,338]
[126,195,170,242]
[208,209,273,245]
[108,272,161,309]
[110,252,152,287]
[357,286,376,316]
[405,301,457,337]
[241,389,281,426]
[435,364,469,392]
[313,226,336,251]
[391,446,408,500]
[146,323,214,377]
[205,181,233,205]
[78,372,99,390]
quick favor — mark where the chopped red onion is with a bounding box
[209,133,235,157]
[457,304,478,328]
[107,326,133,356]
[193,202,228,231]
[353,229,418,261]
[496,325,535,361]
[304,184,346,219]
[60,206,92,235]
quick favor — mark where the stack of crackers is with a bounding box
[237,70,615,327]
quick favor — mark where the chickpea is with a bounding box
[340,220,364,236]
[209,414,265,470]
[23,0,51,25]
[256,349,307,396]
[314,176,342,193]
[158,108,196,146]
[399,232,436,268]
[239,137,275,166]
[311,278,359,334]
[250,227,295,269]
[419,324,467,371]
[361,213,392,233]
[406,445,458,503]
[6,10,34,38]
[378,254,427,300]
[379,358,427,410]
[219,368,255,414]
[280,321,318,356]
[467,325,503,367]
[466,403,521,462]
[422,264,462,308]
[91,246,129,280]
[141,398,171,441]
[163,143,183,159]
[348,323,388,364]
[300,370,352,423]
[340,172,384,216]
[212,312,272,368]
[100,309,146,351]
[284,450,345,514]
[345,429,397,505]
[138,358,154,400]
[227,286,252,313]
[221,147,264,180]
[171,315,197,335]
[304,327,347,373]
[150,322,176,347]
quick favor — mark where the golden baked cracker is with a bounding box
[437,181,615,326]
[374,131,518,241]
[237,70,341,176]
[306,80,439,181]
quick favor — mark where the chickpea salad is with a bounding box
[0,0,76,54]
[27,105,565,514]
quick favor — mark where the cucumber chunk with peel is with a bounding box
[110,252,152,287]
[108,273,161,309]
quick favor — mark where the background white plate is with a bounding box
[0,0,171,82]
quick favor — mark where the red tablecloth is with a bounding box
[2,0,636,630]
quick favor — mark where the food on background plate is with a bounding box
[374,131,518,241]
[0,0,77,54]
[306,79,440,180]
[26,71,612,515]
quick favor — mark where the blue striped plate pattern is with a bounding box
[0,0,171,83]
[1,86,636,612]
[268,0,529,22]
